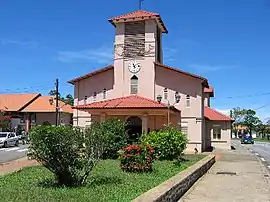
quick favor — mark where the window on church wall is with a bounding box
[213,127,221,140]
[186,95,190,107]
[93,92,97,101]
[103,88,106,99]
[130,75,138,94]
[124,22,145,58]
[164,88,168,100]
[181,122,188,136]
[84,96,87,105]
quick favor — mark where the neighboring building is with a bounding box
[69,10,233,152]
[0,93,73,131]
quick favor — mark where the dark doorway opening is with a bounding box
[125,116,142,143]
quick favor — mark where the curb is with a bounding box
[132,154,215,202]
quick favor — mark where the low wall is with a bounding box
[132,154,215,202]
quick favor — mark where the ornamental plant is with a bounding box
[28,125,111,187]
[119,144,155,172]
[140,125,188,160]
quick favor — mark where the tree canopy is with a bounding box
[48,90,74,106]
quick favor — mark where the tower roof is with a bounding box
[108,10,168,33]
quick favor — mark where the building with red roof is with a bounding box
[68,10,233,152]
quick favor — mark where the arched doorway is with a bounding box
[125,116,142,143]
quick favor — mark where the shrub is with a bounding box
[119,144,155,172]
[91,118,127,159]
[28,125,110,187]
[140,125,188,160]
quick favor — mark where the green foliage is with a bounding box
[140,125,188,160]
[89,118,127,159]
[0,111,11,131]
[28,125,110,187]
[242,109,261,135]
[119,144,155,172]
[48,90,74,106]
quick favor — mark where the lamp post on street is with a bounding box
[156,92,181,125]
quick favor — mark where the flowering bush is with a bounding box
[119,144,155,172]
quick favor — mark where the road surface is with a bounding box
[0,144,29,164]
[236,139,270,170]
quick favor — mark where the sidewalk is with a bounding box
[179,144,270,202]
[0,157,38,176]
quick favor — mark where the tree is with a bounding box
[241,109,261,136]
[231,107,247,124]
[28,124,112,187]
[255,123,267,138]
[48,90,74,106]
[0,111,11,131]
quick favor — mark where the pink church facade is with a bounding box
[68,10,233,153]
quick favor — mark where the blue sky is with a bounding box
[1,0,270,120]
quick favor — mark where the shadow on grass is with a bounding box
[37,175,123,189]
[88,175,122,187]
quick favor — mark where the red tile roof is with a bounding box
[73,95,177,110]
[155,62,209,87]
[204,107,233,121]
[22,96,73,113]
[108,10,168,33]
[204,86,214,97]
[0,93,41,111]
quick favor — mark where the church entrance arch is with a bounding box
[125,116,142,143]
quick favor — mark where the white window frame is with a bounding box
[213,127,221,140]
[130,76,138,94]
[181,122,188,136]
[164,88,168,100]
[186,95,191,107]
[103,88,106,99]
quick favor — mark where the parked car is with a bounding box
[240,134,254,144]
[0,132,19,148]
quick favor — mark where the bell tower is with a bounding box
[109,10,168,98]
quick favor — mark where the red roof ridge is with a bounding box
[204,106,233,121]
[108,10,160,21]
[108,10,168,33]
[68,65,114,84]
[154,62,209,87]
[75,95,166,108]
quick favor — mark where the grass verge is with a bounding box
[0,154,205,202]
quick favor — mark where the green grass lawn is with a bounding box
[0,154,205,202]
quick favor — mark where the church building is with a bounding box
[68,10,233,153]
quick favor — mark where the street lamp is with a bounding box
[156,92,181,125]
[49,97,54,105]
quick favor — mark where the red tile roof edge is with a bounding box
[204,106,234,122]
[72,95,179,111]
[204,86,214,97]
[67,65,114,84]
[155,62,209,87]
[108,10,168,33]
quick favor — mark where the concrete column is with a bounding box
[100,113,106,123]
[25,113,30,132]
[141,114,148,134]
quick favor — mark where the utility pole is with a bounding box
[55,78,59,126]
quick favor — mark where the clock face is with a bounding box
[128,60,141,74]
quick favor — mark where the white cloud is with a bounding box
[163,47,179,62]
[188,64,237,72]
[57,45,113,64]
[1,39,39,48]
[216,109,231,116]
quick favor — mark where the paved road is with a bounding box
[0,144,29,164]
[235,139,270,170]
